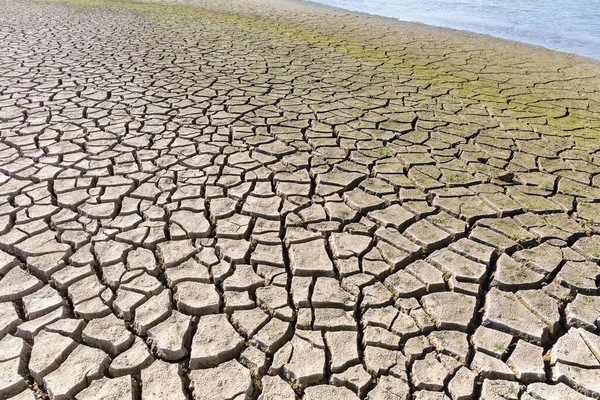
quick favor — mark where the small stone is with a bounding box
[497,171,515,182]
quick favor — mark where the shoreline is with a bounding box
[294,0,600,65]
[298,0,600,63]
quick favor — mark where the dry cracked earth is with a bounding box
[1,0,600,399]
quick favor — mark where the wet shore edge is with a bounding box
[292,0,600,65]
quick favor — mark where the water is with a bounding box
[308,0,600,60]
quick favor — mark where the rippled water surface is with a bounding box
[308,0,600,59]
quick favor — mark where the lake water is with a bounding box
[308,0,600,60]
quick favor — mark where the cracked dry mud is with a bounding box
[1,0,600,399]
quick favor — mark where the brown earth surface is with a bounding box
[1,0,600,398]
